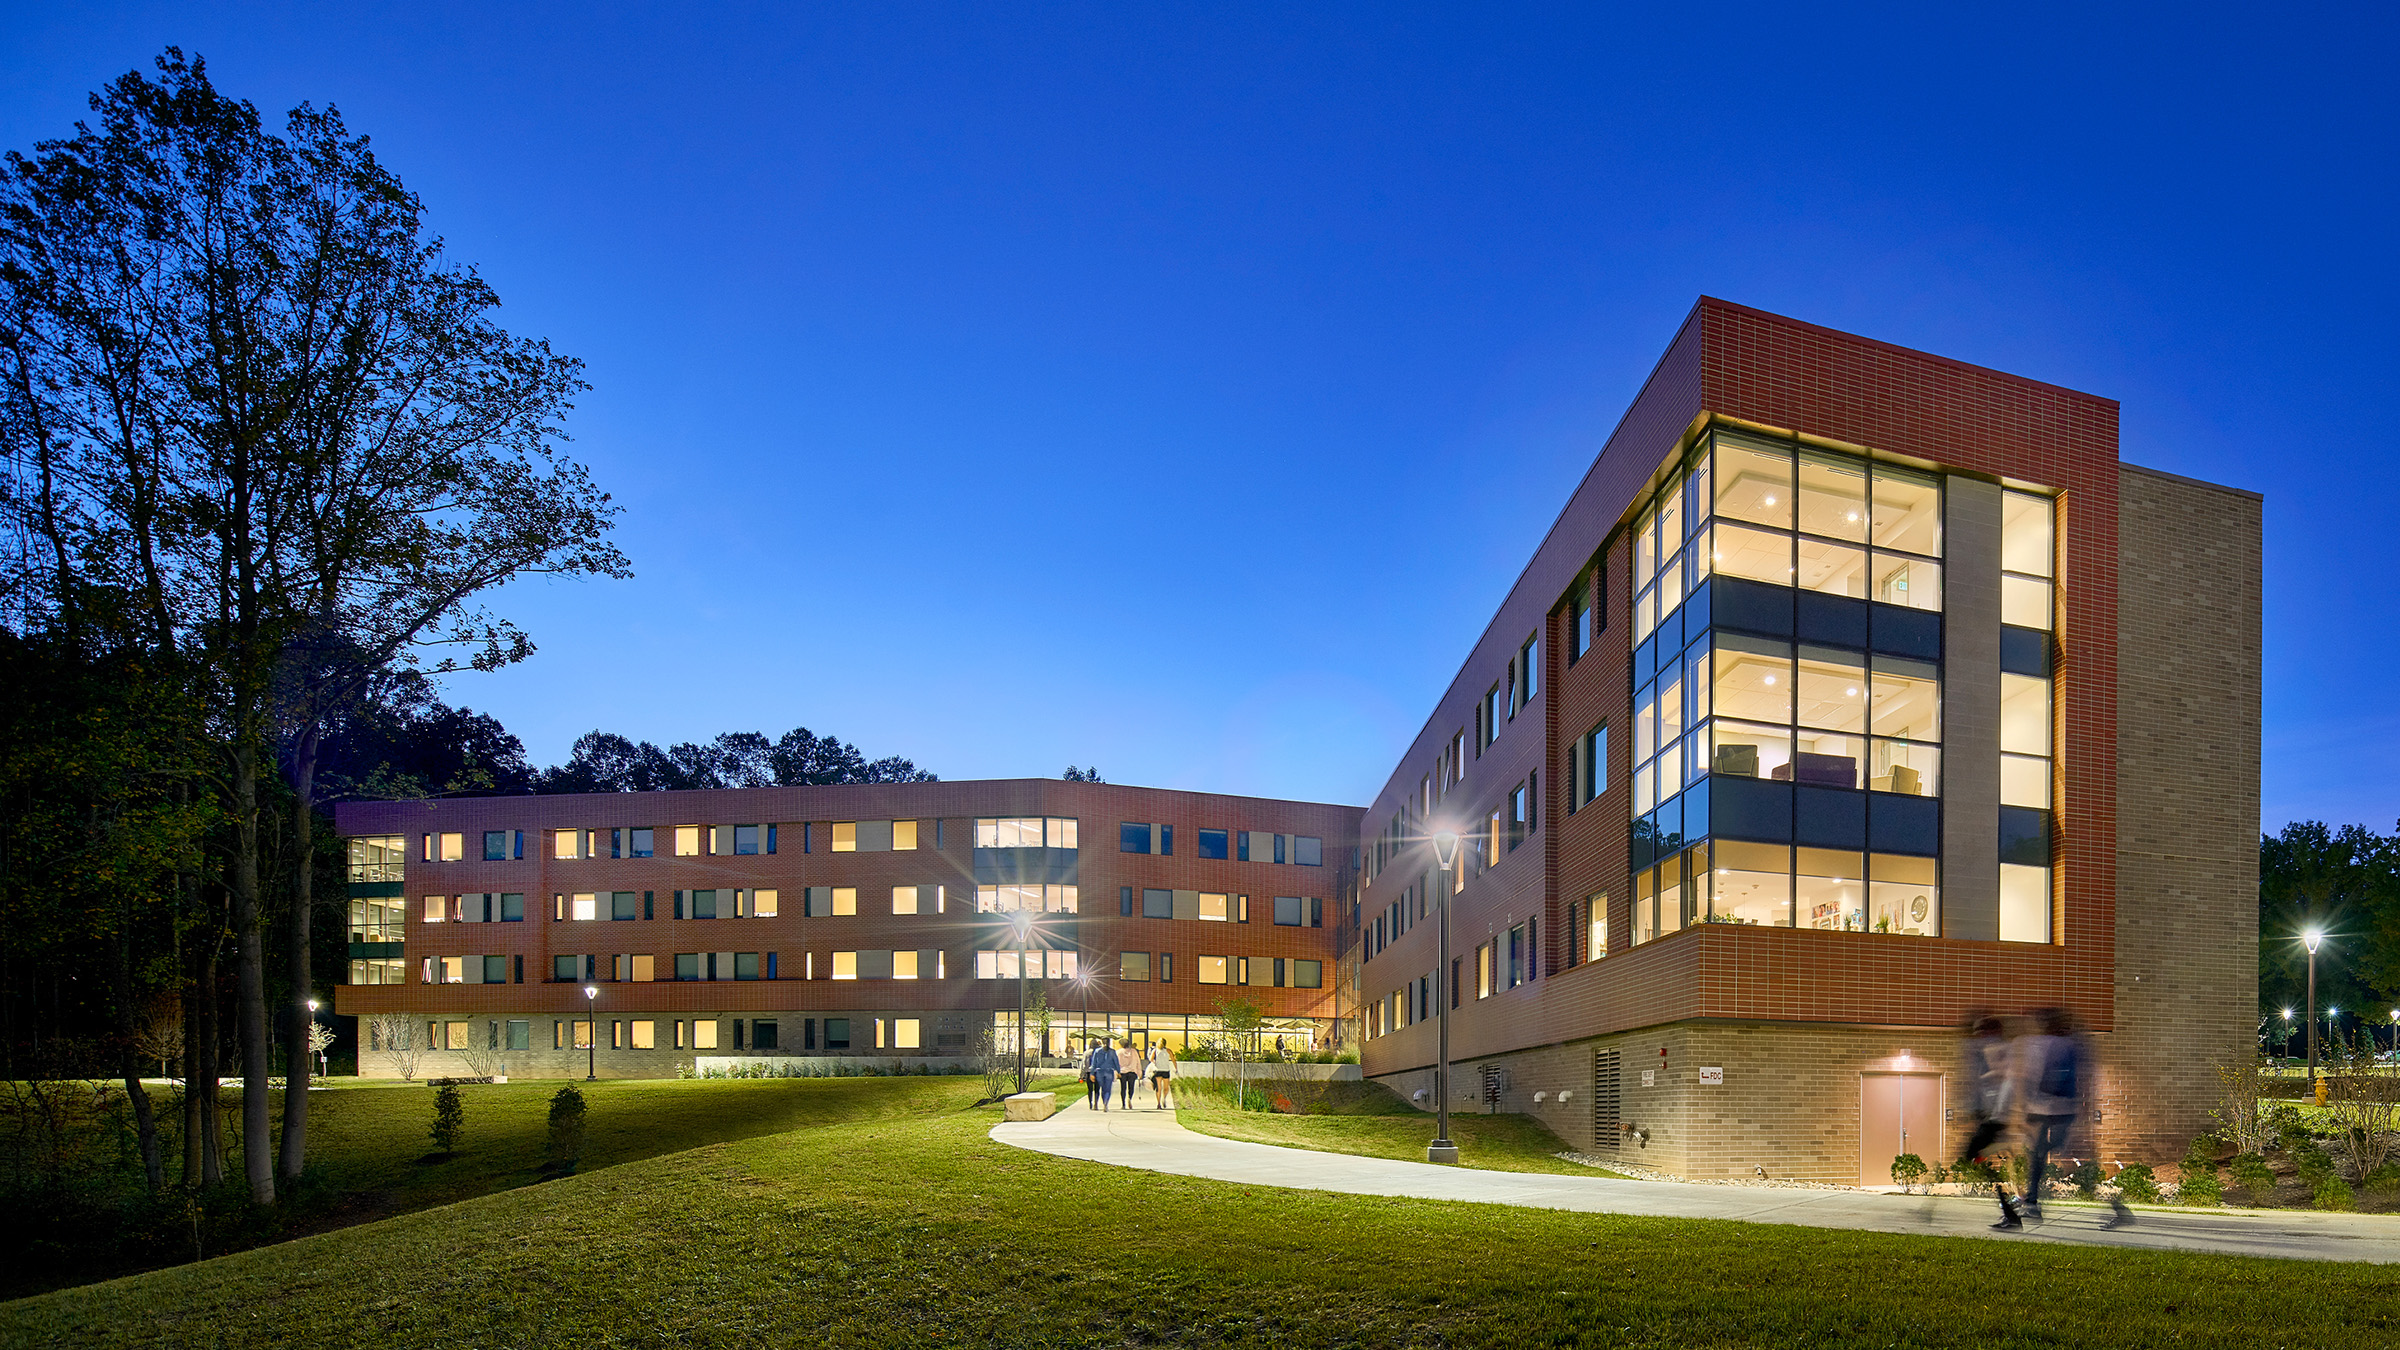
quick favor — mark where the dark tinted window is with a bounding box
[1119,822,1151,854]
[483,831,509,861]
[1197,828,1229,859]
[1143,888,1173,919]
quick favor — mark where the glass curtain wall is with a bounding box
[1629,427,1946,943]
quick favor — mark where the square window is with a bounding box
[1292,959,1323,989]
[483,831,509,861]
[753,888,778,917]
[893,1018,921,1050]
[893,950,920,979]
[675,826,701,857]
[631,1019,656,1049]
[825,1018,851,1049]
[505,1020,530,1051]
[832,951,858,980]
[1119,822,1151,854]
[1272,896,1303,926]
[735,951,760,980]
[631,953,654,982]
[733,824,760,855]
[832,822,858,852]
[1198,828,1229,860]
[833,887,856,916]
[893,820,918,851]
[553,955,577,982]
[893,886,918,915]
[1293,836,1322,867]
[612,891,637,921]
[690,890,718,920]
[437,832,464,862]
[1120,951,1151,981]
[752,1019,778,1050]
[628,827,654,858]
[692,1019,718,1050]
[1143,888,1173,919]
[500,893,525,922]
[1197,955,1228,985]
[674,952,699,981]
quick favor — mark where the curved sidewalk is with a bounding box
[992,1097,2400,1264]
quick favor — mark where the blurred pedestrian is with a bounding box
[1091,1038,1121,1111]
[1149,1041,1175,1109]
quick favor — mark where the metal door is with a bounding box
[1859,1073,1944,1186]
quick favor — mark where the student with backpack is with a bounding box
[1996,1007,2131,1231]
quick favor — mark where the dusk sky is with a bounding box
[6,5,2392,829]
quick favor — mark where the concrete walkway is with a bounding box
[992,1097,2400,1264]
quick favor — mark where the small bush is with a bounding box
[2114,1163,2160,1204]
[2229,1152,2276,1196]
[2312,1177,2357,1211]
[2179,1167,2223,1206]
[1953,1158,1999,1193]
[2181,1135,2221,1174]
[2293,1141,2336,1185]
[2269,1105,2307,1152]
[1890,1153,1927,1191]
[428,1084,464,1155]
[2364,1162,2400,1196]
[2069,1157,2102,1198]
[546,1085,588,1170]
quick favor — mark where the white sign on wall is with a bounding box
[1698,1066,1725,1086]
[1641,1069,1656,1087]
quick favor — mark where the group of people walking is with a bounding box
[1081,1037,1175,1111]
[1957,1007,2133,1230]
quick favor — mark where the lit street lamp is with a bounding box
[2303,930,2323,1090]
[1428,830,1460,1165]
[583,985,598,1081]
[307,998,324,1079]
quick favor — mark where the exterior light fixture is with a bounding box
[583,984,599,1081]
[1428,830,1461,1165]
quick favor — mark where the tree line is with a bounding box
[2259,820,2400,1053]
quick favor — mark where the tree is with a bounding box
[538,725,934,792]
[1214,993,1268,1106]
[1,51,626,1199]
[368,1013,425,1082]
[2259,823,2399,1052]
[1063,766,1104,782]
[428,1083,464,1155]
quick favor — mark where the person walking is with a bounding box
[1080,1037,1104,1110]
[1148,1040,1175,1109]
[1116,1039,1140,1108]
[2001,1007,2129,1229]
[1090,1038,1121,1111]
[1955,1013,2018,1229]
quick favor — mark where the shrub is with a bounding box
[1890,1153,1927,1192]
[428,1084,464,1155]
[546,1085,588,1170]
[2069,1157,2102,1198]
[2293,1141,2336,1185]
[2312,1177,2357,1211]
[1953,1158,1999,1194]
[2268,1105,2307,1152]
[2179,1167,2222,1206]
[2364,1162,2400,1196]
[2181,1135,2221,1173]
[2229,1152,2277,1196]
[2114,1163,2159,1204]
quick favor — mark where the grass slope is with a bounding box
[1173,1078,1625,1177]
[6,1077,2396,1349]
[0,1075,971,1299]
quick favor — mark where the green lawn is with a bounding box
[1173,1077,1627,1177]
[6,1076,2397,1349]
[0,1074,976,1300]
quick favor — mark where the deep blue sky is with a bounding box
[5,5,2392,828]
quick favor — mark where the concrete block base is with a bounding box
[1003,1091,1058,1122]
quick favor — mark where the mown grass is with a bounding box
[1173,1077,1627,1177]
[6,1075,2397,1349]
[0,1075,973,1299]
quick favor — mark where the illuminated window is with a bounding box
[630,1020,655,1049]
[753,889,778,918]
[974,884,1078,913]
[1197,955,1229,985]
[570,893,598,921]
[692,1019,718,1050]
[893,950,920,979]
[893,820,918,851]
[553,829,582,860]
[893,1018,921,1049]
[423,895,450,923]
[893,886,918,915]
[674,826,701,857]
[832,951,858,980]
[1120,952,1151,981]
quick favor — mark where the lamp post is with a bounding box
[307,998,323,1080]
[1428,830,1460,1165]
[583,985,598,1081]
[2302,930,2323,1090]
[2280,1008,2293,1063]
[2389,1009,2398,1061]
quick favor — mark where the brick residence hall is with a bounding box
[337,298,2260,1182]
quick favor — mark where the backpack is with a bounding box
[2037,1037,2079,1101]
